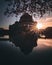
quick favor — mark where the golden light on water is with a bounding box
[36,23,43,29]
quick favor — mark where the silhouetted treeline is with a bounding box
[0,28,9,37]
[44,27,52,38]
[39,27,52,38]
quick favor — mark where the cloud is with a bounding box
[46,17,52,22]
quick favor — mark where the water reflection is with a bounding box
[33,39,52,52]
[0,39,52,64]
[0,39,52,52]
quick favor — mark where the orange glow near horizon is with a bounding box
[0,17,52,30]
[38,17,52,29]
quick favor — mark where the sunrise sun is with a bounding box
[36,23,43,29]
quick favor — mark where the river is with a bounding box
[0,39,52,64]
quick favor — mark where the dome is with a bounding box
[19,13,33,23]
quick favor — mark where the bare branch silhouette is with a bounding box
[4,0,52,17]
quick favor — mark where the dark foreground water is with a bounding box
[0,39,52,65]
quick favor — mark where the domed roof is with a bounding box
[19,13,33,23]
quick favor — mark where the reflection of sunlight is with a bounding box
[38,39,52,47]
[33,39,52,51]
[40,34,45,38]
[0,35,9,39]
[4,35,9,38]
[36,23,43,29]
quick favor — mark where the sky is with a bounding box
[0,0,52,29]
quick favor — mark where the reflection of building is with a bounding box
[0,13,38,54]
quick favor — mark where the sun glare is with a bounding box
[36,23,43,29]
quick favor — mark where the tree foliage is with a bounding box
[4,0,52,17]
